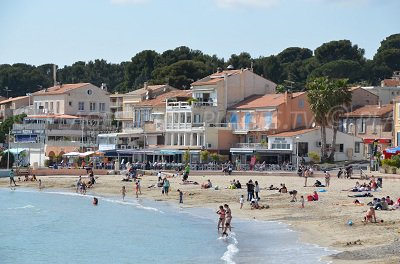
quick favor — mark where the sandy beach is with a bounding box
[2,171,400,264]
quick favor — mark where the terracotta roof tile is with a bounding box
[135,90,192,107]
[344,104,392,117]
[192,70,243,86]
[229,92,304,109]
[33,83,91,95]
[270,128,319,137]
[381,79,400,87]
[0,95,29,104]
[125,84,170,95]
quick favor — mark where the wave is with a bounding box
[220,232,239,264]
[8,204,35,210]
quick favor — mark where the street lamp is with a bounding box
[295,136,300,169]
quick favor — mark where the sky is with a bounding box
[0,0,399,66]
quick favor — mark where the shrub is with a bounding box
[308,151,320,164]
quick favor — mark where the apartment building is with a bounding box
[11,83,113,167]
[0,95,30,121]
[362,71,400,104]
[226,91,314,164]
[163,68,276,162]
[339,104,393,158]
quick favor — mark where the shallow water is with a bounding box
[0,188,334,264]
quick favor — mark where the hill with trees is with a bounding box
[0,34,399,97]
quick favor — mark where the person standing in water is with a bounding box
[9,169,17,187]
[121,186,126,201]
[177,189,183,204]
[223,204,232,236]
[216,205,226,232]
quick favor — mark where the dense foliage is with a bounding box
[0,34,399,97]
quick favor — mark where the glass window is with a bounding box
[298,99,304,108]
[49,102,54,111]
[90,102,96,111]
[56,101,60,113]
[355,142,361,153]
[296,114,303,126]
[99,103,106,112]
[264,112,272,129]
[78,102,84,111]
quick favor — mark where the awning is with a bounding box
[63,152,81,157]
[230,148,255,154]
[363,138,391,144]
[3,148,28,155]
[79,151,95,157]
[384,146,400,154]
[158,150,184,155]
[116,149,156,155]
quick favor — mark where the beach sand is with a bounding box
[2,172,400,264]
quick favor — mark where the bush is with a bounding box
[308,151,320,164]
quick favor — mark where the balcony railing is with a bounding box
[166,101,191,110]
[229,122,276,131]
[192,101,217,107]
[13,123,114,132]
[114,111,134,119]
[234,143,268,149]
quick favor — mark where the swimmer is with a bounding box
[121,186,126,201]
[93,197,98,206]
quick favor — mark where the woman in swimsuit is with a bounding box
[223,204,232,235]
[216,205,225,231]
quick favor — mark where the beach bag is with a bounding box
[307,195,313,202]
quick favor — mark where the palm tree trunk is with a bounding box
[329,126,338,162]
[321,124,328,162]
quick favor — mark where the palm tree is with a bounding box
[306,77,352,162]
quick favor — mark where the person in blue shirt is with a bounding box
[9,169,17,187]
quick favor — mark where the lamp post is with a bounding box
[295,136,300,169]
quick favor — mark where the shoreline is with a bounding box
[2,173,400,263]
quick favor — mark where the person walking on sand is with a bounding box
[177,189,183,204]
[239,195,244,209]
[137,179,142,195]
[216,205,226,232]
[300,195,305,208]
[223,204,232,236]
[163,178,170,196]
[121,186,126,201]
[9,169,17,187]
[76,176,82,193]
[324,170,331,187]
[38,179,43,190]
[304,169,309,187]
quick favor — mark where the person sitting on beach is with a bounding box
[235,180,242,189]
[364,207,377,223]
[375,197,389,210]
[370,177,378,191]
[24,175,29,182]
[312,191,319,201]
[289,190,298,202]
[201,179,212,189]
[228,179,237,189]
[122,174,132,182]
[313,180,324,187]
[278,184,287,193]
[386,196,394,206]
[250,198,268,210]
[31,175,37,181]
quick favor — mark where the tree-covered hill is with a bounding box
[0,34,399,97]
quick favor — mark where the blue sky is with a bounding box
[0,0,399,66]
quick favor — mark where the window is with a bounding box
[45,102,49,110]
[49,102,54,112]
[78,102,84,111]
[56,101,60,114]
[339,144,344,153]
[298,99,305,108]
[230,113,237,129]
[194,114,201,124]
[264,112,272,129]
[99,103,106,112]
[186,114,191,123]
[69,101,72,106]
[357,118,366,133]
[296,114,303,126]
[87,89,93,95]
[244,112,252,129]
[90,102,96,111]
[355,142,361,153]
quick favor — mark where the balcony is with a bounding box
[114,111,134,119]
[166,123,194,130]
[234,143,268,150]
[229,122,276,133]
[166,101,191,111]
[192,101,217,107]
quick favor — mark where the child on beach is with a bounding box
[135,181,139,198]
[38,179,42,190]
[121,186,126,201]
[300,195,305,208]
[177,189,183,204]
[239,195,244,209]
[137,180,142,194]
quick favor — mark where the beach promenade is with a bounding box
[1,170,399,264]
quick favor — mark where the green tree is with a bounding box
[315,40,365,64]
[226,52,252,69]
[306,77,352,162]
[0,114,27,143]
[200,150,209,163]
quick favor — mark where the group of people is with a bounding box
[76,173,96,195]
[228,179,242,189]
[216,204,232,236]
[246,180,260,201]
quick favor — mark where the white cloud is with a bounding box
[110,0,149,5]
[215,0,279,9]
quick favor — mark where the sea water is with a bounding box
[0,188,334,264]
